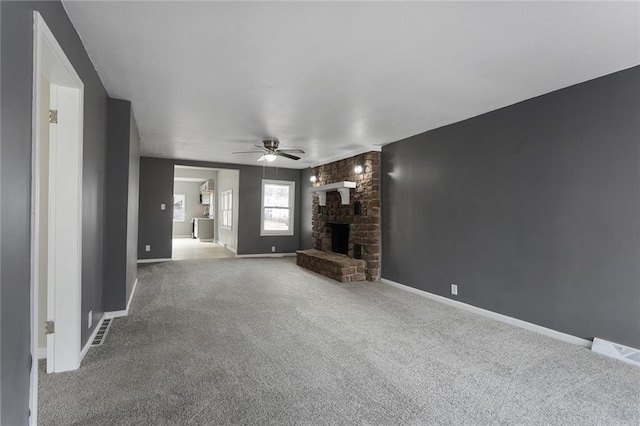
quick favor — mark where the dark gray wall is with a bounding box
[300,168,314,250]
[104,99,139,311]
[138,158,301,258]
[236,164,301,254]
[382,66,640,348]
[1,1,109,424]
[138,158,175,259]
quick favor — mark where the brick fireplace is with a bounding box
[297,151,380,282]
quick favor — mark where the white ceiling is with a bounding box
[62,1,640,169]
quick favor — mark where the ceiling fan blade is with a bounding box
[231,150,265,154]
[257,155,266,162]
[277,152,301,161]
[278,149,305,154]
[254,145,268,150]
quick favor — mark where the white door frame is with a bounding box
[30,11,84,425]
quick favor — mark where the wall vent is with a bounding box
[591,338,640,367]
[91,318,113,346]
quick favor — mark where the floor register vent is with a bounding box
[91,318,113,346]
[591,338,640,367]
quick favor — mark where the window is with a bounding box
[261,179,295,236]
[173,194,186,222]
[221,189,233,230]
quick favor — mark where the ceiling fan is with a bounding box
[232,139,305,162]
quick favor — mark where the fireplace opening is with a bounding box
[329,223,349,255]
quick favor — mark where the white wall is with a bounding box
[174,165,217,180]
[172,181,206,237]
[216,169,239,251]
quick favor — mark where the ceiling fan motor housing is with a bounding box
[263,139,279,151]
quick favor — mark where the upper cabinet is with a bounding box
[200,179,215,194]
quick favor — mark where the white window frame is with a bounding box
[221,189,233,230]
[261,179,295,236]
[173,194,186,222]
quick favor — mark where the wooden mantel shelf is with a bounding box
[310,181,356,206]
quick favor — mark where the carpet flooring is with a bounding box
[171,238,235,260]
[39,258,640,425]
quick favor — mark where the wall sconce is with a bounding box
[310,175,317,183]
[354,164,363,175]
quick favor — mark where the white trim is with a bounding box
[137,258,173,264]
[174,165,221,171]
[101,278,139,319]
[172,193,186,222]
[310,181,357,206]
[261,179,296,236]
[380,278,592,348]
[221,188,233,230]
[126,278,139,313]
[103,310,128,320]
[309,145,382,168]
[236,253,297,258]
[227,246,238,254]
[173,234,192,238]
[592,338,640,367]
[80,313,105,361]
[37,347,47,360]
[30,12,85,426]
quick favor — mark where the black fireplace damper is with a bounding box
[329,223,349,255]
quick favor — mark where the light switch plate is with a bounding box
[160,203,166,210]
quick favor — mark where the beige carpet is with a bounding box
[39,258,640,425]
[171,237,235,260]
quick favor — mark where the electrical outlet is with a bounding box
[451,284,458,296]
[88,311,92,328]
[145,245,151,252]
[271,246,276,252]
[160,203,166,210]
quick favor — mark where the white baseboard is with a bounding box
[380,278,592,348]
[81,278,139,361]
[97,278,138,324]
[81,313,105,361]
[592,338,640,367]
[137,258,172,264]
[173,235,192,238]
[37,347,47,360]
[103,310,128,320]
[126,278,139,313]
[236,252,296,258]
[220,242,237,254]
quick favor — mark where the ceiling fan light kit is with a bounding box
[232,139,305,162]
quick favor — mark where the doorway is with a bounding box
[171,165,238,260]
[30,11,85,424]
